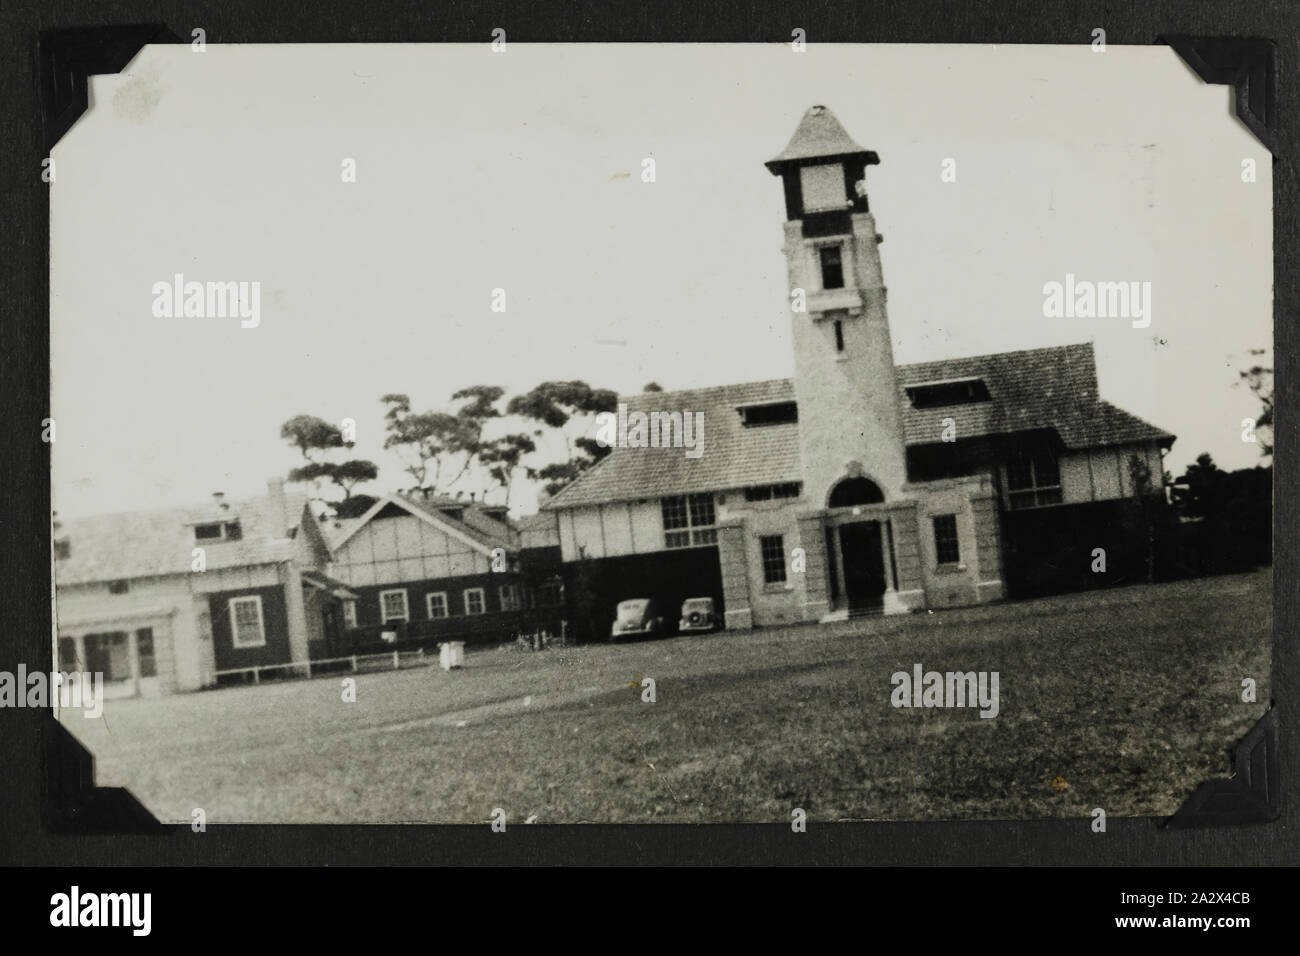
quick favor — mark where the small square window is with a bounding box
[499,584,521,611]
[426,592,448,619]
[380,589,409,623]
[229,596,267,648]
[464,588,486,615]
[108,580,130,595]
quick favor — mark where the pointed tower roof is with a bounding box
[765,105,879,173]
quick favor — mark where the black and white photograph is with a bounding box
[44,41,1273,828]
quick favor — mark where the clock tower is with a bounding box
[766,105,909,509]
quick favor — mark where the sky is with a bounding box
[50,43,1273,519]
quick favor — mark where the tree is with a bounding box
[279,414,378,516]
[479,432,537,506]
[643,382,664,393]
[507,381,619,496]
[1126,453,1162,584]
[382,386,535,503]
[1237,349,1273,459]
[1170,453,1229,520]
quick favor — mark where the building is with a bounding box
[53,479,354,696]
[323,491,560,648]
[540,105,1175,634]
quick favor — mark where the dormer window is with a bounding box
[905,378,992,409]
[818,245,845,290]
[738,402,799,427]
[194,520,241,542]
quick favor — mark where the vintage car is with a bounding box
[610,598,669,641]
[678,597,720,634]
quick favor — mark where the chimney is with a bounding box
[266,477,289,538]
[213,491,228,510]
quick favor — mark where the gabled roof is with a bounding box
[54,491,309,586]
[766,105,878,171]
[325,493,518,557]
[542,342,1174,510]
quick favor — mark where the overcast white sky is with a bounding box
[50,43,1272,519]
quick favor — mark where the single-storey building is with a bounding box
[539,105,1176,634]
[53,479,355,696]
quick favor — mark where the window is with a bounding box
[228,596,267,648]
[662,493,717,548]
[108,580,130,595]
[819,244,845,290]
[760,535,788,584]
[743,483,802,503]
[1006,448,1063,509]
[464,588,486,616]
[54,540,70,560]
[379,589,409,623]
[426,592,448,619]
[834,318,845,352]
[738,402,799,427]
[933,514,961,565]
[194,520,241,542]
[499,584,521,611]
[905,379,992,409]
[342,600,358,628]
[136,627,157,678]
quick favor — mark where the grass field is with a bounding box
[65,570,1272,824]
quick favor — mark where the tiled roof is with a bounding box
[766,105,874,168]
[543,343,1174,510]
[54,492,308,586]
[399,494,520,551]
[543,379,802,510]
[897,342,1173,449]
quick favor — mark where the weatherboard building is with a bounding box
[540,105,1175,632]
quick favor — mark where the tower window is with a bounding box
[819,245,845,290]
[834,319,844,352]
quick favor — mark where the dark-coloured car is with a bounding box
[610,598,668,641]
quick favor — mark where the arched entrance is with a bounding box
[825,473,890,614]
[827,476,885,508]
